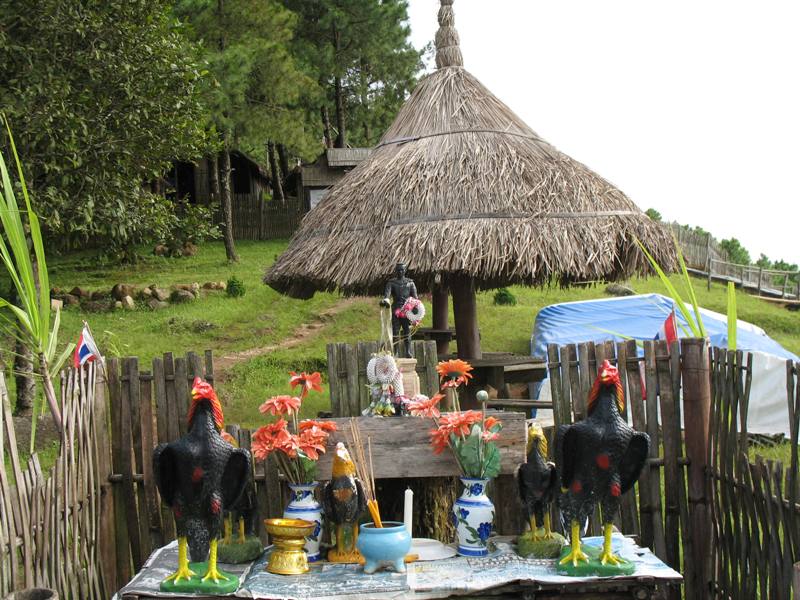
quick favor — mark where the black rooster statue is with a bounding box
[555,360,649,572]
[218,431,262,564]
[153,377,251,591]
[322,442,367,562]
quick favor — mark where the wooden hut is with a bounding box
[169,150,271,206]
[300,148,372,211]
[265,0,676,359]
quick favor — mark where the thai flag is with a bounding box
[73,325,101,368]
[656,309,679,345]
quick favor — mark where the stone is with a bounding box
[139,287,153,299]
[112,283,137,301]
[63,294,80,306]
[148,298,169,311]
[69,286,89,298]
[218,281,227,291]
[151,287,169,302]
[153,244,169,256]
[82,300,109,313]
[50,298,63,311]
[170,289,196,304]
[395,358,421,399]
[91,290,108,300]
[605,283,636,297]
[114,301,124,310]
[182,242,198,256]
[202,282,217,290]
[50,286,62,297]
[121,295,135,310]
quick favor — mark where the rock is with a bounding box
[121,295,135,310]
[170,289,196,304]
[218,281,227,291]
[82,300,109,313]
[174,283,200,293]
[202,281,217,290]
[605,283,636,297]
[148,298,170,311]
[111,283,137,301]
[182,242,198,256]
[50,286,62,297]
[63,294,80,306]
[153,244,169,256]
[151,287,169,302]
[139,287,153,299]
[69,286,89,298]
[91,290,108,300]
[50,298,63,311]
[114,301,123,310]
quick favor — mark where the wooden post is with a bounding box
[757,267,763,296]
[783,273,789,298]
[432,285,450,356]
[451,276,481,360]
[793,563,800,598]
[94,365,119,598]
[681,338,712,600]
[706,234,712,291]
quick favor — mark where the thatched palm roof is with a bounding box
[266,0,675,300]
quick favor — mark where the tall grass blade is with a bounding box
[672,234,707,338]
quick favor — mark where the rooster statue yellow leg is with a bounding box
[201,539,228,583]
[599,524,623,565]
[164,537,196,582]
[237,516,247,544]
[543,513,554,540]
[223,516,233,545]
[529,514,539,539]
[559,521,589,566]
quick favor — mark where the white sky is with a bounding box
[406,0,800,266]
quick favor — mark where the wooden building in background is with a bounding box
[300,148,371,211]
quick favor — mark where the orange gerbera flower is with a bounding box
[297,428,328,460]
[429,426,451,455]
[406,393,444,418]
[260,394,302,416]
[252,419,293,460]
[436,359,473,388]
[484,416,501,431]
[298,419,338,433]
[439,410,483,437]
[289,371,323,396]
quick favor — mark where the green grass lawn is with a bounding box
[4,239,799,433]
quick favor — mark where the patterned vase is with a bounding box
[283,482,323,562]
[452,477,495,557]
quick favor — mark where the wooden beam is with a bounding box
[431,285,450,356]
[451,276,481,360]
[314,413,525,479]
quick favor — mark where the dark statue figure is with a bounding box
[380,263,418,358]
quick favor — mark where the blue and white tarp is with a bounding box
[530,294,798,436]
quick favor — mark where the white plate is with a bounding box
[410,538,458,561]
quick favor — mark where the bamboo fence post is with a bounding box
[681,338,712,600]
[793,563,800,598]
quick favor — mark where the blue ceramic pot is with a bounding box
[453,477,495,557]
[356,521,412,574]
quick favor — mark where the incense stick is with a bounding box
[349,418,382,527]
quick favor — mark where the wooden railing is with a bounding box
[707,257,800,298]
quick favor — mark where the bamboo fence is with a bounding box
[707,350,800,600]
[0,363,110,599]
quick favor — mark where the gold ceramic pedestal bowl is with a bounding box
[264,518,315,575]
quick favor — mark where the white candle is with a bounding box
[404,488,413,535]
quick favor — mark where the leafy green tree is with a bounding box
[645,208,662,222]
[283,0,422,147]
[0,0,211,258]
[719,237,751,266]
[175,0,320,261]
[755,253,771,269]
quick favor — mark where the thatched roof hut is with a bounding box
[266,0,676,358]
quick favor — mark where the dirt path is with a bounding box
[214,297,367,380]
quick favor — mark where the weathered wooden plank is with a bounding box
[204,350,215,384]
[119,359,143,571]
[126,358,152,561]
[315,413,526,480]
[326,343,341,416]
[546,345,567,427]
[174,357,190,437]
[616,342,638,538]
[565,345,581,422]
[138,369,163,550]
[642,341,666,560]
[344,344,360,417]
[152,357,175,542]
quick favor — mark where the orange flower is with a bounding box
[439,410,483,437]
[436,359,473,388]
[252,419,294,461]
[289,371,323,396]
[407,393,444,418]
[298,419,338,433]
[297,428,328,460]
[260,395,302,416]
[484,416,501,431]
[429,427,451,455]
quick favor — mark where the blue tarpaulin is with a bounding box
[530,293,798,362]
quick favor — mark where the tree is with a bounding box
[645,208,662,222]
[0,0,211,257]
[755,253,771,269]
[175,0,320,261]
[283,0,422,148]
[719,238,751,266]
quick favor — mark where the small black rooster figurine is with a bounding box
[555,360,649,569]
[517,422,558,540]
[153,378,251,589]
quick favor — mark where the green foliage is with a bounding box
[0,119,74,442]
[161,202,221,257]
[719,237,751,266]
[282,0,423,147]
[226,275,246,298]
[645,208,662,222]
[0,0,212,252]
[452,423,502,479]
[175,0,321,161]
[493,287,517,306]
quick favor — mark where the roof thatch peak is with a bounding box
[435,0,463,69]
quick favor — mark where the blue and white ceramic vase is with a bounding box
[283,482,323,562]
[452,477,495,557]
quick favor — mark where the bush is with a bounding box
[226,276,246,298]
[160,201,221,258]
[493,287,517,306]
